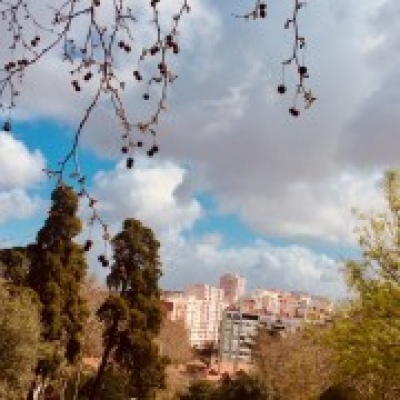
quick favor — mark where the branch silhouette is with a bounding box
[0,0,315,259]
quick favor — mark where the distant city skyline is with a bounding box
[162,272,333,348]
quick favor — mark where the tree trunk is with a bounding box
[88,323,117,400]
[72,361,82,400]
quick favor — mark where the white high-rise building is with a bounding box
[162,284,227,348]
[219,273,246,305]
[184,284,227,348]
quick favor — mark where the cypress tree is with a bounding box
[92,218,167,400]
[28,183,88,372]
[0,246,31,286]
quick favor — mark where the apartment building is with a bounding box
[163,284,228,348]
[249,289,333,321]
[162,275,332,351]
[219,273,246,306]
[185,284,227,348]
[219,310,259,364]
[218,310,303,365]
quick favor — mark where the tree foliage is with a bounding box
[0,245,31,286]
[158,318,193,365]
[28,183,89,373]
[193,341,219,368]
[93,218,167,400]
[324,171,400,399]
[0,283,42,400]
[178,371,274,400]
[319,383,361,400]
[178,379,218,400]
[252,327,332,400]
[218,370,275,400]
[77,368,131,400]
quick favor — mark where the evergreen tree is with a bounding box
[0,245,31,286]
[28,183,88,373]
[92,218,167,400]
[179,372,275,400]
[0,283,42,400]
[319,384,361,400]
[219,371,275,400]
[75,368,131,400]
[178,380,218,400]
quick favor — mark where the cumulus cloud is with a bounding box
[79,159,347,299]
[161,234,346,299]
[217,170,386,244]
[0,132,46,223]
[143,0,395,247]
[79,159,203,283]
[0,133,45,188]
[86,159,202,235]
[0,189,43,223]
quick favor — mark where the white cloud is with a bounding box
[79,159,203,283]
[75,156,347,299]
[0,133,45,189]
[149,0,393,245]
[73,158,350,299]
[161,234,346,299]
[0,189,43,223]
[0,132,46,223]
[86,159,202,235]
[218,171,386,244]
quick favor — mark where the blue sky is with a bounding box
[0,0,398,299]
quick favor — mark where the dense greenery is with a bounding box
[178,371,275,400]
[319,383,362,400]
[252,327,332,400]
[0,245,31,286]
[92,218,167,400]
[324,171,400,399]
[178,379,218,400]
[28,184,89,374]
[76,369,131,400]
[0,284,42,399]
[219,371,275,400]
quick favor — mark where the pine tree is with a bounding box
[28,183,88,374]
[92,218,167,400]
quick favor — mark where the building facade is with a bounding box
[162,275,332,352]
[219,273,246,306]
[219,310,259,364]
[163,284,227,348]
[218,310,303,365]
[184,284,227,348]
